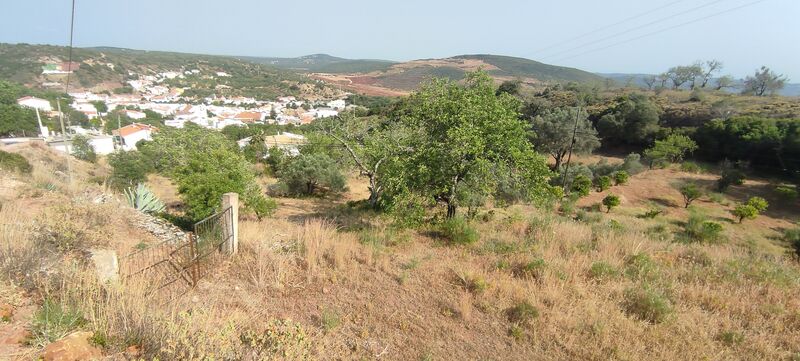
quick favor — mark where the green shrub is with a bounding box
[320,309,340,332]
[622,285,673,323]
[438,217,479,245]
[747,196,769,212]
[679,161,705,174]
[624,253,658,281]
[639,208,663,219]
[571,175,593,197]
[684,208,724,243]
[595,175,612,192]
[588,261,619,280]
[602,194,620,213]
[124,184,165,214]
[708,192,729,205]
[517,258,546,279]
[689,89,707,102]
[0,150,32,173]
[71,135,97,163]
[612,170,629,185]
[575,210,603,223]
[717,330,745,346]
[506,301,539,325]
[276,153,346,197]
[774,185,798,201]
[717,167,745,192]
[784,228,800,257]
[31,299,86,347]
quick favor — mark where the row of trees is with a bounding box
[642,62,787,96]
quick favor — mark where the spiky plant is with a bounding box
[124,184,166,214]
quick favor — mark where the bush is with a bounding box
[31,299,86,347]
[680,161,704,174]
[685,208,724,243]
[622,285,673,323]
[438,217,479,245]
[602,194,620,213]
[717,166,745,192]
[622,153,645,175]
[774,185,798,201]
[108,151,154,191]
[785,228,800,257]
[0,150,32,173]
[624,253,658,281]
[689,89,707,102]
[612,171,629,185]
[588,261,619,280]
[240,319,310,360]
[571,175,592,197]
[71,135,97,163]
[575,210,603,223]
[506,301,539,325]
[595,175,612,192]
[517,258,546,279]
[276,153,346,197]
[717,330,745,346]
[747,196,769,212]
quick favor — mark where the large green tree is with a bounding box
[596,93,662,146]
[530,106,600,170]
[393,71,556,218]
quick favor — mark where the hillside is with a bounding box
[0,43,330,99]
[243,53,397,73]
[311,54,604,96]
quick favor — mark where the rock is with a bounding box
[90,250,119,283]
[1,326,31,345]
[125,345,141,357]
[42,331,102,361]
[0,303,13,320]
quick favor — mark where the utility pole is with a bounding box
[56,98,73,187]
[560,104,583,195]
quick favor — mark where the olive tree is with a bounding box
[394,71,556,218]
[742,66,787,96]
[529,107,600,171]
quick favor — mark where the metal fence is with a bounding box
[119,206,234,297]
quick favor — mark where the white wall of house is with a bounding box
[121,130,152,151]
[17,97,52,112]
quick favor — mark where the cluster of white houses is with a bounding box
[7,68,347,155]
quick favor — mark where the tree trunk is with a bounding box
[447,203,457,219]
[368,174,379,208]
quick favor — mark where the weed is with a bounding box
[677,248,713,267]
[509,324,524,341]
[516,258,546,279]
[320,309,340,332]
[717,330,745,346]
[31,299,86,347]
[456,271,489,294]
[506,301,539,325]
[638,208,663,219]
[624,253,659,281]
[482,238,522,255]
[0,150,33,174]
[588,261,619,280]
[622,285,673,324]
[683,208,725,244]
[680,162,704,174]
[438,217,479,245]
[575,210,602,224]
[240,319,310,360]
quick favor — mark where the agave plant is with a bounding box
[124,184,166,214]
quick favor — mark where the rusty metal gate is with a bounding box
[119,206,234,297]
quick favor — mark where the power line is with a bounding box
[551,0,769,63]
[528,0,689,58]
[58,0,77,189]
[539,0,730,60]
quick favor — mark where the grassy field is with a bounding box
[0,144,799,360]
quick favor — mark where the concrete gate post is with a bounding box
[221,192,239,255]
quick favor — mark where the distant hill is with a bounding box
[0,43,333,99]
[242,54,397,73]
[454,54,603,83]
[599,73,800,97]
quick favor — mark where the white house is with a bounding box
[48,135,115,155]
[327,99,346,110]
[113,123,157,151]
[120,109,147,120]
[17,96,52,112]
[314,108,338,119]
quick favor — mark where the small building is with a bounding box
[327,99,346,110]
[112,123,157,151]
[120,109,147,120]
[314,107,338,119]
[48,135,115,155]
[233,111,264,123]
[17,96,52,112]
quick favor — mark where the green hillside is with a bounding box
[0,43,321,99]
[453,54,604,83]
[243,53,396,73]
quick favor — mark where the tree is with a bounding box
[643,75,657,90]
[108,151,154,190]
[613,171,629,185]
[666,66,699,89]
[731,197,768,223]
[596,93,662,146]
[679,182,703,208]
[318,113,408,207]
[71,135,97,163]
[394,71,556,218]
[529,107,600,171]
[714,75,736,91]
[603,194,620,213]
[596,176,612,192]
[496,79,522,96]
[699,60,723,88]
[643,134,698,168]
[742,66,787,96]
[571,174,593,197]
[90,100,108,114]
[276,152,346,196]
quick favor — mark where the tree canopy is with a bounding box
[529,106,600,170]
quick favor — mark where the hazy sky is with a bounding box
[2,0,798,80]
